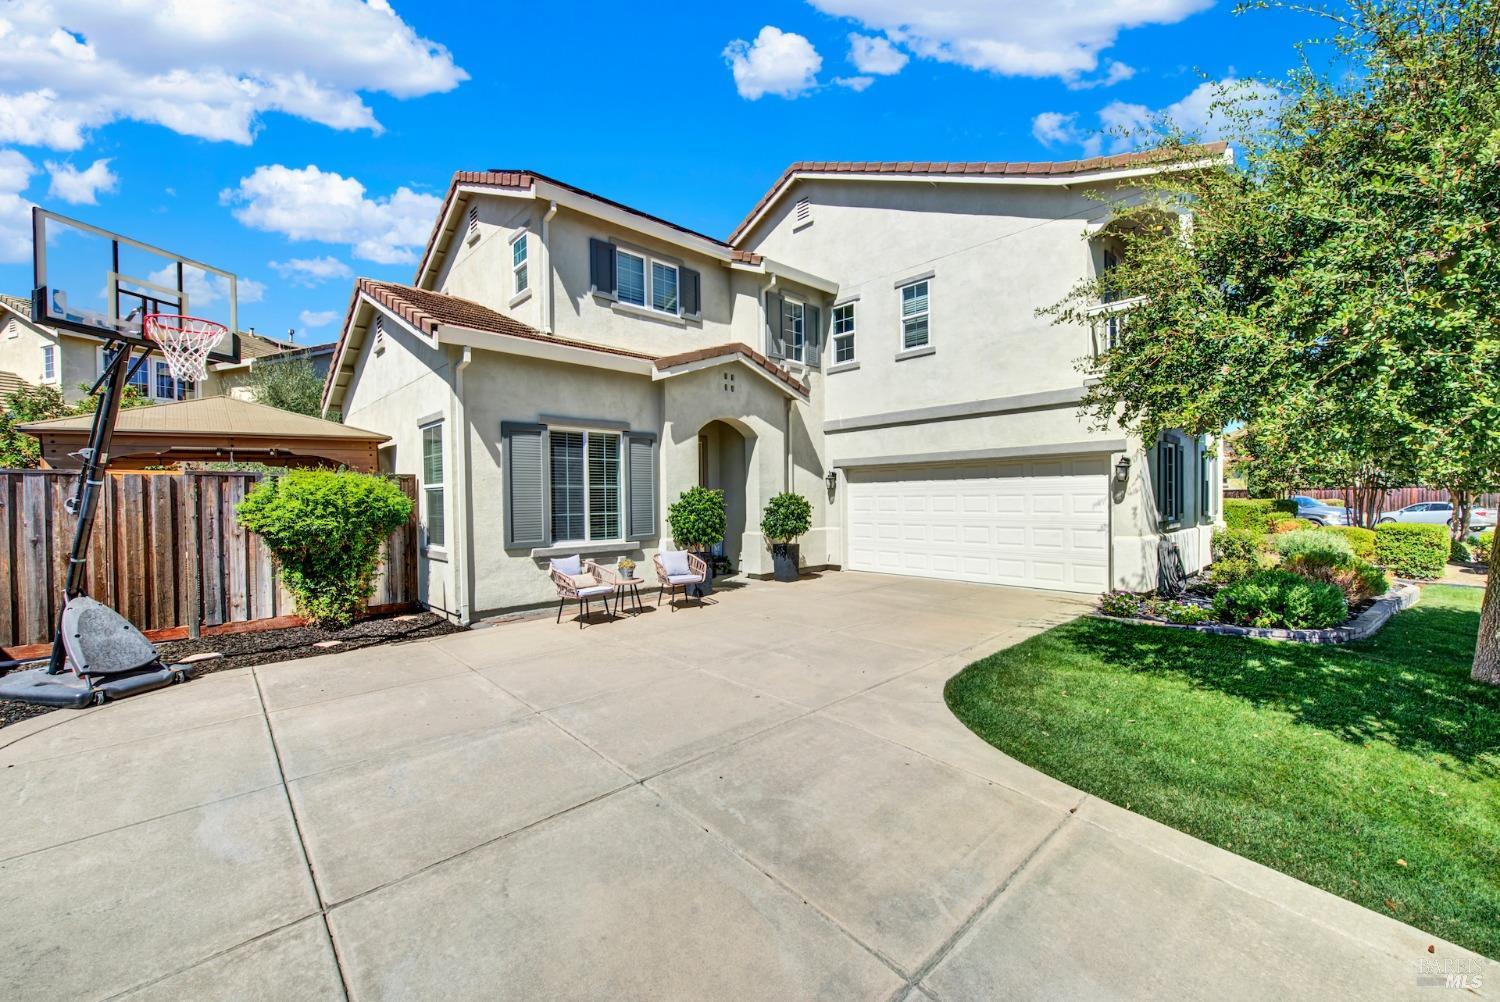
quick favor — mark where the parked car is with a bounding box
[1287,495,1350,526]
[1376,501,1497,529]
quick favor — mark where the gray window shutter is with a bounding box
[805,303,822,369]
[589,239,616,298]
[765,291,784,358]
[680,267,701,318]
[625,432,657,539]
[503,421,547,548]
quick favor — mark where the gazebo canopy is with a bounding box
[19,395,389,471]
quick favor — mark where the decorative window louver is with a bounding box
[795,197,811,223]
[467,204,479,237]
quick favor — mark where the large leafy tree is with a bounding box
[243,353,329,418]
[1045,0,1500,682]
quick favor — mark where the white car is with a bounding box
[1376,501,1496,529]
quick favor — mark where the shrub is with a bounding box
[1474,530,1494,562]
[1321,525,1377,561]
[1222,499,1279,534]
[1209,559,1257,586]
[1271,498,1300,516]
[760,492,812,545]
[1374,523,1449,579]
[1211,527,1262,564]
[1333,561,1390,603]
[1272,529,1355,569]
[1212,570,1349,630]
[237,470,413,627]
[666,486,726,551]
[1098,591,1143,617]
[1450,538,1472,563]
[1270,517,1316,534]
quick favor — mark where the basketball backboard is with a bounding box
[32,207,240,364]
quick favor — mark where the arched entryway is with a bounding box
[696,418,754,574]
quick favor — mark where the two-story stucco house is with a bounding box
[322,147,1229,623]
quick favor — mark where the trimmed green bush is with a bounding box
[666,486,726,551]
[1147,599,1215,625]
[1098,591,1143,617]
[1211,527,1261,564]
[760,492,812,544]
[1209,559,1256,586]
[1271,498,1300,516]
[1374,522,1449,579]
[1222,498,1279,534]
[236,470,413,627]
[1471,529,1493,562]
[1450,538,1472,563]
[1320,525,1376,561]
[1270,517,1316,534]
[1272,528,1355,568]
[1212,570,1349,629]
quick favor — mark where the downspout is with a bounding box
[541,199,559,334]
[452,345,474,623]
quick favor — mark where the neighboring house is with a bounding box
[209,335,337,403]
[322,149,1228,622]
[0,294,318,405]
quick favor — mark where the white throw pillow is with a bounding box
[660,550,690,576]
[551,555,582,576]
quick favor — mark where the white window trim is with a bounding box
[548,426,625,546]
[831,301,856,366]
[97,346,191,401]
[510,230,529,298]
[40,343,57,383]
[898,278,931,352]
[420,419,446,553]
[614,248,682,318]
[782,296,807,364]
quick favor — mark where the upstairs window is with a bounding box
[511,231,529,295]
[617,251,647,307]
[651,261,679,314]
[832,303,855,364]
[41,344,55,380]
[899,279,930,350]
[782,300,806,363]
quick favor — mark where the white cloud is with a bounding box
[270,255,353,286]
[848,33,908,75]
[0,149,36,263]
[1067,59,1136,90]
[147,262,262,308]
[0,0,467,151]
[238,277,266,303]
[1034,79,1276,158]
[835,76,875,92]
[221,164,442,265]
[724,26,822,100]
[806,0,1210,83]
[44,157,116,204]
[298,308,338,329]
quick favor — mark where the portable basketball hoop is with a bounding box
[145,313,227,383]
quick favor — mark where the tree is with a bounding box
[243,354,328,418]
[1043,0,1500,681]
[0,383,151,468]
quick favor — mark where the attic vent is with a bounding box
[466,204,479,241]
[373,315,386,353]
[794,196,811,224]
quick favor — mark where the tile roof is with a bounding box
[0,369,29,400]
[727,142,1232,244]
[0,294,32,319]
[655,343,809,397]
[18,394,388,440]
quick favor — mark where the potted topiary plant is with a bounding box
[666,486,726,596]
[761,492,812,582]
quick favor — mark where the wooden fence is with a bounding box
[0,470,419,649]
[1298,486,1500,511]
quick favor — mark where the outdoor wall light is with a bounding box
[1114,457,1132,484]
[825,470,838,495]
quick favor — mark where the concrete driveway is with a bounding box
[1,573,1492,1000]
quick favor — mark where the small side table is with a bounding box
[615,577,645,615]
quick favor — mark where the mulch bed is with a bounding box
[1,611,464,732]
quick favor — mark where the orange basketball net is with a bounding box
[143,314,227,383]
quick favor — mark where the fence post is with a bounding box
[184,472,201,640]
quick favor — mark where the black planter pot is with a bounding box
[771,543,800,582]
[691,553,715,598]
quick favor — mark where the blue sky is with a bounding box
[0,0,1315,345]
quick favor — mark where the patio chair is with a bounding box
[550,555,616,628]
[654,550,707,611]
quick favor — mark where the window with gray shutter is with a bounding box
[680,267,701,318]
[589,238,616,298]
[502,422,547,548]
[625,432,657,539]
[765,291,784,358]
[805,303,822,368]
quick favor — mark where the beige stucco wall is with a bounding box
[336,305,461,617]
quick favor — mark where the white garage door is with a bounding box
[846,458,1109,593]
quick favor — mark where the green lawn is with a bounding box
[945,584,1500,959]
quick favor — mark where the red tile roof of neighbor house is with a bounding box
[726,142,1233,244]
[325,279,808,402]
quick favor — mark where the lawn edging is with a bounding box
[1093,580,1421,644]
